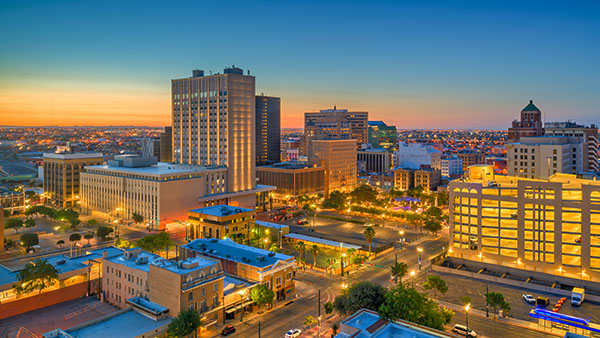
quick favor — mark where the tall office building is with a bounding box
[141,138,160,159]
[310,139,357,194]
[368,121,398,151]
[506,136,583,179]
[159,126,172,163]
[255,94,281,165]
[545,121,599,172]
[172,67,255,193]
[304,107,368,155]
[507,100,544,142]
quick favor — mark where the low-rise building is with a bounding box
[187,205,255,241]
[454,150,485,172]
[394,142,441,170]
[256,162,325,200]
[393,166,441,191]
[440,155,463,178]
[393,168,414,190]
[506,136,583,179]
[545,121,599,172]
[182,238,296,303]
[357,146,390,173]
[0,187,25,215]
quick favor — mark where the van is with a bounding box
[536,297,550,307]
[452,324,477,337]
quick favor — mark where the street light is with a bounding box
[417,247,423,271]
[263,238,269,249]
[464,303,471,338]
[410,270,415,288]
[239,290,245,322]
[341,251,346,277]
[399,230,405,250]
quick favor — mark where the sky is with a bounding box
[0,0,599,129]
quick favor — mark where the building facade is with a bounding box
[506,136,583,179]
[449,165,600,282]
[187,205,255,241]
[256,162,325,198]
[394,142,441,170]
[393,168,414,190]
[141,138,161,159]
[357,147,390,173]
[367,121,398,151]
[545,121,599,172]
[80,156,228,228]
[508,100,544,142]
[304,107,368,154]
[255,95,281,166]
[310,139,357,194]
[43,152,104,208]
[160,126,173,163]
[454,151,485,172]
[394,167,441,191]
[441,155,463,178]
[172,67,255,193]
[0,188,25,215]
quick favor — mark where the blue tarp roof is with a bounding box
[284,233,362,250]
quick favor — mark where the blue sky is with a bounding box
[0,0,598,128]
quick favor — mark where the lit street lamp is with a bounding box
[417,247,423,271]
[239,290,245,322]
[464,303,471,338]
[410,270,415,288]
[399,230,405,250]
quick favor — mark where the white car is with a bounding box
[452,324,476,338]
[285,329,302,338]
[522,294,536,304]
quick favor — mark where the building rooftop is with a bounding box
[368,121,387,127]
[259,161,319,170]
[522,99,541,112]
[189,205,253,217]
[0,265,18,287]
[43,152,103,160]
[284,233,362,250]
[223,274,257,297]
[255,220,289,230]
[107,250,163,273]
[183,238,294,269]
[153,256,220,275]
[126,297,169,316]
[510,136,581,145]
[85,162,225,177]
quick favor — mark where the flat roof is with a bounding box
[183,238,294,269]
[63,308,171,338]
[153,256,219,275]
[85,162,225,177]
[223,274,257,297]
[126,297,168,315]
[43,152,103,160]
[0,265,18,287]
[284,233,362,250]
[107,251,163,273]
[189,205,253,217]
[255,220,289,230]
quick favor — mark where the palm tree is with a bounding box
[390,261,408,284]
[56,239,65,248]
[295,241,306,269]
[310,245,320,267]
[363,226,376,257]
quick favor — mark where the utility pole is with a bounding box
[486,283,489,318]
[258,321,261,338]
[318,289,321,337]
[394,253,398,284]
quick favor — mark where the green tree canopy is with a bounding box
[14,259,59,294]
[20,233,39,248]
[378,283,449,331]
[84,232,94,244]
[56,239,65,248]
[324,301,334,314]
[390,261,408,284]
[135,231,173,253]
[132,212,144,224]
[322,190,347,210]
[304,315,317,328]
[310,245,320,266]
[423,218,442,235]
[88,219,97,225]
[333,281,386,316]
[486,292,510,318]
[350,184,378,205]
[69,233,82,242]
[250,284,275,309]
[24,218,36,228]
[97,226,113,241]
[363,226,376,256]
[5,218,23,233]
[422,275,448,300]
[167,309,202,338]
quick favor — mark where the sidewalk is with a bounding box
[301,313,340,337]
[437,300,563,337]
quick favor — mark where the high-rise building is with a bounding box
[545,121,599,172]
[141,138,160,159]
[367,121,398,151]
[0,205,3,254]
[255,95,281,165]
[506,136,583,179]
[454,151,485,172]
[160,126,172,163]
[304,107,368,155]
[449,165,600,282]
[172,67,255,193]
[43,151,104,208]
[508,100,544,142]
[256,162,325,200]
[310,139,357,194]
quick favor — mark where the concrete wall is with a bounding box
[0,281,89,320]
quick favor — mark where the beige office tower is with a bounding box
[310,139,357,194]
[172,67,255,193]
[304,108,368,155]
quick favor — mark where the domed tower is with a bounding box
[507,100,544,142]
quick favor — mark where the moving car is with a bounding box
[522,294,536,304]
[536,296,550,307]
[452,324,477,337]
[297,219,309,225]
[572,287,585,306]
[221,325,236,336]
[285,329,302,338]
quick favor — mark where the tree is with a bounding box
[3,209,9,217]
[390,261,408,284]
[250,284,275,310]
[132,212,144,224]
[350,184,378,205]
[56,239,65,248]
[322,190,347,210]
[88,219,97,226]
[97,226,113,241]
[422,275,448,300]
[295,241,306,268]
[20,233,39,248]
[333,281,386,316]
[14,259,59,294]
[378,283,448,331]
[324,301,334,315]
[423,218,442,235]
[310,245,320,266]
[69,217,81,228]
[425,206,443,218]
[115,238,132,249]
[363,226,375,257]
[331,323,339,338]
[5,218,23,233]
[69,233,82,243]
[167,309,202,338]
[135,231,173,254]
[24,218,36,228]
[304,315,317,328]
[84,232,94,245]
[486,292,509,318]
[460,295,471,306]
[441,306,455,325]
[269,243,280,253]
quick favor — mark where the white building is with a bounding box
[394,142,441,170]
[544,121,599,172]
[506,136,583,179]
[441,155,463,177]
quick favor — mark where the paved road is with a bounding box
[450,313,559,338]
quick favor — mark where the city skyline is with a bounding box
[1,1,599,129]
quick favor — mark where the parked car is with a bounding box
[222,325,236,336]
[522,294,536,304]
[536,296,550,307]
[285,328,302,338]
[452,324,477,337]
[297,219,309,225]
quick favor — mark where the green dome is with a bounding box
[522,100,540,112]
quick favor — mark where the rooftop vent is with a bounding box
[256,255,265,262]
[135,256,149,265]
[56,259,66,265]
[210,238,218,243]
[268,252,275,257]
[181,261,199,269]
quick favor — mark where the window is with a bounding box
[201,288,206,297]
[188,292,194,301]
[287,272,292,281]
[276,277,282,286]
[213,283,218,292]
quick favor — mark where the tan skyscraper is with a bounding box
[172,67,255,193]
[304,107,368,155]
[310,139,357,194]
